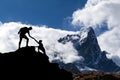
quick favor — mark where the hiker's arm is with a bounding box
[41,45,46,54]
[18,29,20,34]
[28,32,33,39]
[33,38,39,43]
[28,31,34,39]
[29,35,39,43]
[27,31,39,43]
[28,31,31,37]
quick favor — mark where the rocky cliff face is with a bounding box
[0,46,73,80]
[58,27,120,73]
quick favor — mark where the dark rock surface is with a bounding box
[0,46,73,80]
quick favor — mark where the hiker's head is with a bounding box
[39,40,42,43]
[29,27,32,30]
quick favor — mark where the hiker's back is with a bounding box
[20,27,28,35]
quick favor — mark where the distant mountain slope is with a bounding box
[0,46,73,80]
[73,71,120,80]
[58,27,120,73]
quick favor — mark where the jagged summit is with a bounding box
[0,46,73,80]
[58,27,120,73]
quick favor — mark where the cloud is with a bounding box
[71,0,120,66]
[110,56,120,67]
[0,22,81,64]
[97,27,120,57]
[72,0,120,28]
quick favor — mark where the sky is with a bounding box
[0,0,120,66]
[0,0,87,31]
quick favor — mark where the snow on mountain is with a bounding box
[58,27,120,73]
[79,66,97,72]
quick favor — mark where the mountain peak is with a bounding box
[79,27,96,45]
[80,27,94,33]
[58,27,120,73]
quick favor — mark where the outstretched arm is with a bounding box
[33,38,39,44]
[30,36,39,43]
[28,31,31,37]
[27,31,39,43]
[18,29,21,34]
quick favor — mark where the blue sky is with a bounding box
[0,0,87,31]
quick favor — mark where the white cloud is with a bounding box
[98,27,120,55]
[112,56,120,67]
[72,0,120,28]
[0,22,81,64]
[71,0,120,66]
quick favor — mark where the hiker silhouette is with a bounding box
[18,26,32,48]
[37,40,46,54]
[31,37,46,54]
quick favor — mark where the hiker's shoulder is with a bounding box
[20,27,28,30]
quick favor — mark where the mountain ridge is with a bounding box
[57,27,120,73]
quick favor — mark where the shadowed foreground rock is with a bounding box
[0,46,73,80]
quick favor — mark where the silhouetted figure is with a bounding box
[18,27,32,48]
[36,40,46,54]
[37,40,46,54]
[31,38,46,54]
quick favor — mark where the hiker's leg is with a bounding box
[26,38,29,47]
[19,37,22,48]
[24,35,29,47]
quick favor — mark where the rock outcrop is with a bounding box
[0,46,73,80]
